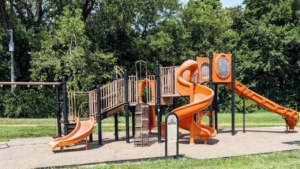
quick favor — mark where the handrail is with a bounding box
[0,82,61,86]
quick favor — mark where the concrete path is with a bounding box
[0,127,300,169]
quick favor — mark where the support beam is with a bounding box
[88,87,93,142]
[62,76,68,136]
[231,52,235,135]
[156,61,162,143]
[209,51,213,127]
[214,84,218,131]
[97,85,102,145]
[113,73,119,141]
[56,78,61,137]
[124,70,130,143]
[131,106,135,137]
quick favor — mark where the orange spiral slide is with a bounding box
[49,117,94,152]
[224,81,299,130]
[170,60,217,144]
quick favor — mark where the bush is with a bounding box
[0,88,57,118]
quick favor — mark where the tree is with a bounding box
[29,7,116,90]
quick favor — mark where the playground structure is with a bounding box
[1,51,299,150]
[53,52,299,148]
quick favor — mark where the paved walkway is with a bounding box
[1,127,300,169]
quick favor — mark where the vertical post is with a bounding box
[131,106,135,138]
[214,84,218,131]
[113,73,119,141]
[62,76,68,136]
[56,79,61,137]
[124,70,130,143]
[8,29,15,93]
[156,61,162,143]
[88,87,93,142]
[242,96,245,133]
[286,120,288,134]
[97,85,102,145]
[131,74,135,137]
[231,52,235,135]
[209,51,213,127]
[193,55,197,122]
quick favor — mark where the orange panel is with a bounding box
[137,79,155,103]
[196,57,210,82]
[212,53,232,83]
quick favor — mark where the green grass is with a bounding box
[83,150,300,169]
[0,112,288,142]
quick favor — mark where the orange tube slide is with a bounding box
[49,117,94,151]
[163,60,217,144]
[224,81,299,130]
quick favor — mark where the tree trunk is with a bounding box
[34,0,43,22]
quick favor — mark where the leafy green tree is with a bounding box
[182,0,229,56]
[29,7,116,90]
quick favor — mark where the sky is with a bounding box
[180,0,244,8]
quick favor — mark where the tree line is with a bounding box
[1,0,300,117]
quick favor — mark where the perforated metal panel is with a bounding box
[201,63,209,78]
[217,58,229,78]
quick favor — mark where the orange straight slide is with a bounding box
[225,81,299,130]
[49,117,94,152]
[168,60,217,144]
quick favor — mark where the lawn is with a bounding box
[0,111,288,142]
[85,150,300,169]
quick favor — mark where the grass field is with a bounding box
[0,112,288,142]
[85,150,300,169]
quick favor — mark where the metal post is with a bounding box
[231,52,235,135]
[113,73,118,141]
[131,106,135,138]
[124,70,130,143]
[193,55,197,122]
[8,29,15,93]
[242,96,245,133]
[131,74,135,137]
[97,85,102,145]
[88,87,93,142]
[62,76,68,136]
[209,51,213,127]
[156,61,162,143]
[56,79,61,137]
[214,84,218,131]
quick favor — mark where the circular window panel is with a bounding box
[218,58,229,78]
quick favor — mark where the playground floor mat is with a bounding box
[0,127,300,169]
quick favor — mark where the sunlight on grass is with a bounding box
[86,150,300,169]
[0,112,290,142]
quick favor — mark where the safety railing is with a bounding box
[129,75,138,105]
[146,75,156,104]
[100,79,125,113]
[67,91,90,120]
[160,66,176,96]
